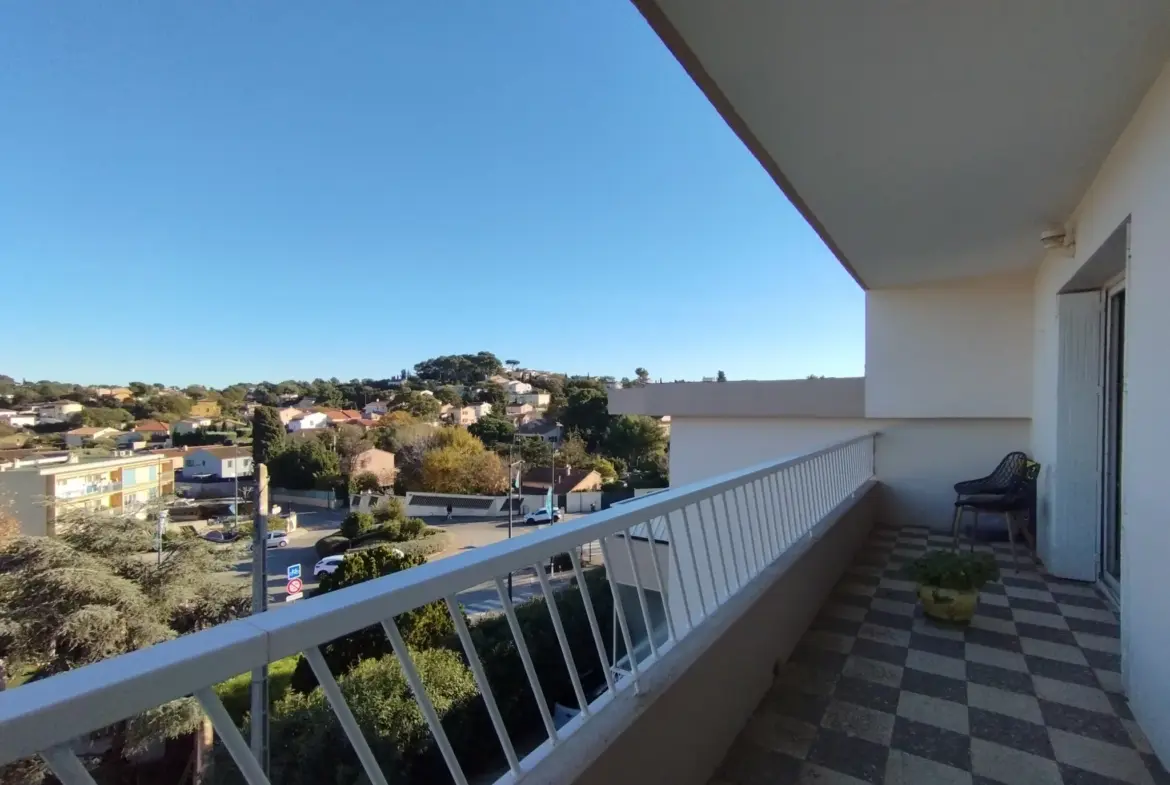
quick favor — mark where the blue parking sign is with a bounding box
[287,563,302,581]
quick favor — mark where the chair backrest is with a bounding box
[1007,459,1041,498]
[989,451,1029,487]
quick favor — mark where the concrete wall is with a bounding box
[1030,61,1170,762]
[571,484,878,785]
[668,416,1029,531]
[865,272,1034,418]
[609,378,865,418]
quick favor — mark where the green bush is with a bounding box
[314,535,351,558]
[372,496,405,524]
[340,511,375,540]
[350,471,382,494]
[393,530,450,559]
[905,550,1000,591]
[354,521,402,545]
[399,517,425,539]
[266,648,486,785]
[289,546,458,695]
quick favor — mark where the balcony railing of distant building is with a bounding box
[0,434,877,785]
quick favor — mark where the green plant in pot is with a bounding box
[905,550,1000,623]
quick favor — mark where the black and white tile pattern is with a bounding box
[711,525,1168,785]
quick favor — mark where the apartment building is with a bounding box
[0,453,175,536]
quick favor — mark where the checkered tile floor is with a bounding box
[710,525,1169,785]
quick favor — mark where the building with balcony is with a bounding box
[0,453,175,537]
[1,6,1168,785]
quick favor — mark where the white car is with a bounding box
[314,555,346,577]
[525,508,562,525]
[248,530,289,550]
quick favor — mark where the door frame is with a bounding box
[1098,275,1126,604]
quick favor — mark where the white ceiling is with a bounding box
[640,1,1170,288]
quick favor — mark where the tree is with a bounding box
[475,382,507,414]
[517,436,554,467]
[634,367,650,386]
[421,445,506,495]
[717,370,727,382]
[253,406,286,466]
[554,433,616,481]
[80,406,133,429]
[0,510,248,781]
[184,384,208,399]
[433,385,463,406]
[605,415,667,472]
[334,423,372,474]
[413,352,502,385]
[532,375,567,418]
[128,381,150,397]
[560,386,611,450]
[268,438,340,490]
[505,359,520,372]
[340,511,376,539]
[394,390,441,420]
[468,414,515,447]
[131,393,191,423]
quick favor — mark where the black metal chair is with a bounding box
[953,460,1041,570]
[950,451,1027,542]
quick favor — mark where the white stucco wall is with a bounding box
[1029,62,1170,761]
[668,417,1030,531]
[865,274,1034,418]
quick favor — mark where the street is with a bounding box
[227,506,593,616]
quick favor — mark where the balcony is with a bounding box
[54,481,122,500]
[0,434,1164,785]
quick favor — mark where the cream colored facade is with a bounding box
[0,454,175,537]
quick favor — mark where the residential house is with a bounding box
[36,401,83,423]
[189,398,221,418]
[346,418,381,430]
[131,420,171,441]
[349,447,396,487]
[519,466,602,496]
[0,453,174,536]
[506,380,533,395]
[516,418,563,445]
[146,447,188,476]
[449,406,478,426]
[0,410,37,428]
[510,391,551,409]
[362,400,390,419]
[277,407,303,426]
[509,410,542,427]
[171,417,213,436]
[181,447,253,479]
[287,411,328,432]
[469,402,493,419]
[506,402,534,417]
[315,408,352,425]
[292,397,316,411]
[114,432,148,450]
[63,427,119,447]
[94,387,133,402]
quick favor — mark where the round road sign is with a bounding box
[286,578,303,595]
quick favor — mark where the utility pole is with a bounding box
[249,464,269,774]
[507,437,522,601]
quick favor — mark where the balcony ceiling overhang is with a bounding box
[635,1,1170,288]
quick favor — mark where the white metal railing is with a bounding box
[0,434,877,785]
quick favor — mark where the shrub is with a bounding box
[267,648,484,785]
[551,552,573,572]
[373,496,405,524]
[905,550,1000,591]
[353,521,401,545]
[399,517,425,540]
[393,530,450,559]
[314,535,351,558]
[340,511,375,540]
[290,546,458,695]
[350,471,382,494]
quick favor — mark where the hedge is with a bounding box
[314,534,350,558]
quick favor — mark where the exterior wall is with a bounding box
[572,485,878,785]
[1030,62,1170,761]
[865,272,1034,418]
[287,413,327,431]
[610,377,865,418]
[182,450,253,478]
[0,470,49,536]
[351,449,396,486]
[669,416,1029,530]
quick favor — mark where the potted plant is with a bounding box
[906,550,1000,623]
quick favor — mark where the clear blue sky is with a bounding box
[1,2,863,388]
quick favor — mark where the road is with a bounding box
[228,506,594,616]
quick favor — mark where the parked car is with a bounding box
[525,508,562,525]
[314,555,346,577]
[201,530,241,543]
[248,530,289,550]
